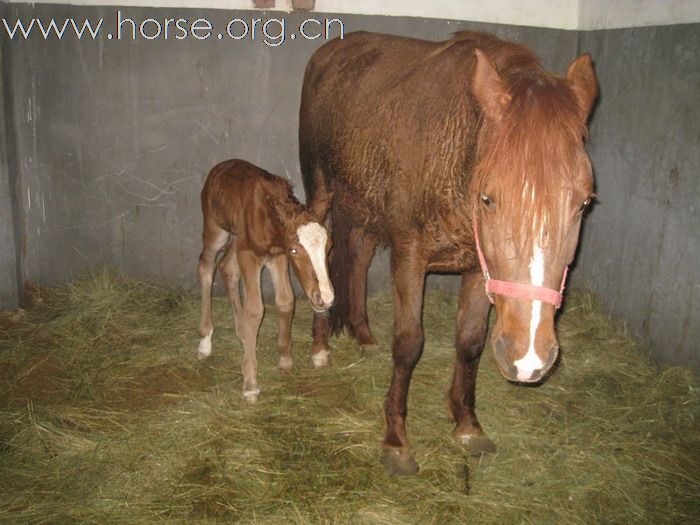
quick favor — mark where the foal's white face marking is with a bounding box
[297,222,334,306]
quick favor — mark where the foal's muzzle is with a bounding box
[310,290,334,313]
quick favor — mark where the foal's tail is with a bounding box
[328,201,353,336]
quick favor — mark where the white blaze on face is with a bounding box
[514,240,547,381]
[297,222,334,306]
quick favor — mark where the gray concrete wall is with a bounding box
[575,24,700,368]
[0,3,697,368]
[0,3,21,310]
[0,3,577,295]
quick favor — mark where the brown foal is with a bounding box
[197,159,334,402]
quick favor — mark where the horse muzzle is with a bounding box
[493,335,559,383]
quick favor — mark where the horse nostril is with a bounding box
[493,336,517,378]
[493,335,509,358]
[545,344,559,369]
[522,344,558,383]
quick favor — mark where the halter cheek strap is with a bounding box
[472,211,568,309]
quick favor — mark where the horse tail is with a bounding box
[327,200,353,336]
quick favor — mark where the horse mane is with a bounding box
[473,46,592,246]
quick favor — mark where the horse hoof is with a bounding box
[454,433,497,456]
[243,389,260,403]
[278,356,293,371]
[359,342,380,354]
[197,333,213,359]
[311,350,330,368]
[380,447,419,476]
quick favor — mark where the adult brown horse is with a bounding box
[299,31,598,475]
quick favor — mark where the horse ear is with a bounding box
[566,54,598,122]
[472,49,511,121]
[308,191,333,222]
[265,182,294,227]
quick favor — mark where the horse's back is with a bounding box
[201,159,275,238]
[300,32,489,233]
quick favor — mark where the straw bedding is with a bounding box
[0,268,698,524]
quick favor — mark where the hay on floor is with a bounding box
[0,268,698,524]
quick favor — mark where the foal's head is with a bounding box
[471,49,598,383]
[269,182,334,313]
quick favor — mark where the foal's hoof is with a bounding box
[278,356,293,371]
[311,349,330,368]
[197,333,213,359]
[380,447,419,476]
[243,389,260,404]
[454,433,497,456]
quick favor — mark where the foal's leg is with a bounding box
[310,313,331,368]
[449,272,496,454]
[266,254,295,371]
[347,228,379,351]
[218,240,242,337]
[381,240,426,475]
[309,212,333,368]
[197,222,229,359]
[237,251,265,403]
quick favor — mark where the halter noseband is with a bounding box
[472,211,567,309]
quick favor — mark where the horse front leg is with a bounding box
[449,271,496,454]
[310,312,331,368]
[266,254,295,371]
[381,241,426,475]
[197,224,229,359]
[237,251,265,403]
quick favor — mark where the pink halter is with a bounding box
[472,211,567,309]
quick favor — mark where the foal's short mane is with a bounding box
[262,174,310,232]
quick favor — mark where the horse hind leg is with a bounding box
[347,228,379,352]
[266,254,295,371]
[197,224,229,359]
[309,189,334,368]
[218,240,243,337]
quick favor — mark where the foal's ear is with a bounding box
[566,54,598,123]
[472,49,511,122]
[266,183,295,226]
[308,191,333,222]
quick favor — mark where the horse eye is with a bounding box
[480,192,492,207]
[580,198,592,213]
[289,247,298,255]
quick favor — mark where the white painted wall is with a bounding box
[4,0,700,30]
[578,0,700,29]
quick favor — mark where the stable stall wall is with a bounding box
[0,1,579,294]
[575,24,700,369]
[0,1,698,369]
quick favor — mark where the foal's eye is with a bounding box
[579,197,592,213]
[480,192,492,207]
[289,247,298,256]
